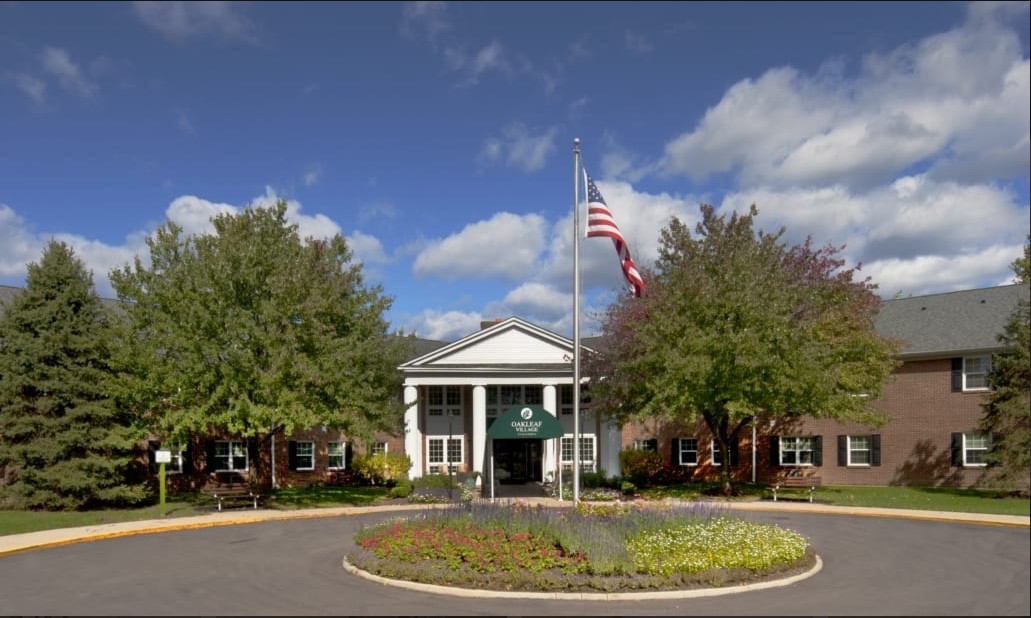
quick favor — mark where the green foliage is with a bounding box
[388,478,414,498]
[981,296,1030,493]
[1012,233,1030,284]
[626,517,808,575]
[587,205,900,492]
[349,501,807,591]
[109,202,409,473]
[351,451,412,485]
[0,241,147,510]
[618,448,664,487]
[620,480,637,495]
[580,471,612,489]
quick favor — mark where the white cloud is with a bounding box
[0,205,38,276]
[625,31,654,54]
[177,110,196,135]
[165,195,237,236]
[863,244,1024,298]
[484,282,572,327]
[402,308,484,342]
[13,73,47,105]
[41,47,98,99]
[303,165,322,187]
[444,40,511,87]
[133,1,257,43]
[659,5,1030,190]
[717,174,1028,266]
[358,200,398,223]
[479,124,558,173]
[413,212,549,280]
[0,203,149,297]
[401,5,560,92]
[346,230,389,266]
[399,1,452,45]
[247,187,341,240]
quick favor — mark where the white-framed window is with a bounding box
[427,436,464,474]
[327,441,346,469]
[149,441,185,476]
[710,439,735,466]
[428,385,462,416]
[560,434,596,473]
[847,435,870,466]
[292,441,314,471]
[150,441,185,474]
[214,440,248,471]
[963,356,992,390]
[486,385,543,418]
[677,437,698,466]
[962,432,989,466]
[560,384,574,416]
[633,439,658,451]
[372,442,388,456]
[779,436,816,466]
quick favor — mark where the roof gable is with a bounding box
[400,317,575,368]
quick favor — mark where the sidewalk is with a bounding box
[1,498,1027,557]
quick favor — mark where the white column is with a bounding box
[472,384,486,484]
[543,383,557,482]
[403,385,422,479]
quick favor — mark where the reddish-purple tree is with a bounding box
[585,205,899,494]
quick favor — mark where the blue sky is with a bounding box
[2,1,1029,341]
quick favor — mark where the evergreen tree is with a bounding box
[981,238,1030,493]
[0,241,147,510]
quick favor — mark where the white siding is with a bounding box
[428,328,569,365]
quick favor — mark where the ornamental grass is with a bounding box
[349,500,813,592]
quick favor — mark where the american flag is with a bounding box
[584,170,645,297]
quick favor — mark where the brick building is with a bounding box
[3,282,1027,490]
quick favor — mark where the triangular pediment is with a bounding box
[400,317,576,368]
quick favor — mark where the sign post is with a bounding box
[155,449,171,517]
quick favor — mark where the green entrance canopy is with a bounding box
[486,405,564,439]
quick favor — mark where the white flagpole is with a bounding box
[572,138,582,504]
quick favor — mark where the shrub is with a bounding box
[581,471,612,489]
[388,479,414,498]
[619,449,664,487]
[352,452,412,486]
[620,480,637,495]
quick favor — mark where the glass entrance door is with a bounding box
[492,439,542,483]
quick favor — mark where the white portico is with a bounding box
[399,317,621,485]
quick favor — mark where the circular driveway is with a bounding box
[0,508,1027,616]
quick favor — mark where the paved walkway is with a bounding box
[1,497,1026,556]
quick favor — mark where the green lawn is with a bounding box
[0,486,392,537]
[810,485,1030,516]
[1,483,1026,538]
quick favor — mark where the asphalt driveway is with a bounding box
[0,507,1027,616]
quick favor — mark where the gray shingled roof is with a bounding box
[875,283,1028,358]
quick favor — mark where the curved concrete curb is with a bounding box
[340,553,823,600]
[1,499,1026,558]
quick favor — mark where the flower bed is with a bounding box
[348,500,814,592]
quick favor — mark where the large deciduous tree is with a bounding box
[110,202,408,485]
[0,240,146,510]
[980,239,1030,493]
[585,205,899,493]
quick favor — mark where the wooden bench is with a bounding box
[772,475,822,503]
[201,472,263,511]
